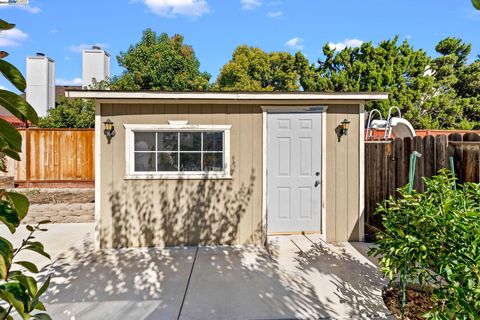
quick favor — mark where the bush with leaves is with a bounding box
[0,19,51,319]
[38,97,94,129]
[370,170,480,318]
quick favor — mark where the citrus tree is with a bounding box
[0,19,51,320]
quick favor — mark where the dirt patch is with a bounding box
[383,285,432,319]
[23,190,95,204]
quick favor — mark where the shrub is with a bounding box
[370,170,480,318]
[0,19,51,319]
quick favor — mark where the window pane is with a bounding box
[203,132,223,151]
[180,132,201,151]
[203,153,223,171]
[157,132,178,151]
[135,132,156,151]
[158,153,178,171]
[180,153,201,171]
[134,152,156,171]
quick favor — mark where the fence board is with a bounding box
[435,135,448,171]
[0,128,95,186]
[365,133,480,231]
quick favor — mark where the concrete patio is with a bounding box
[2,224,391,319]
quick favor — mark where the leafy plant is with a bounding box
[112,29,211,91]
[0,19,51,319]
[38,97,94,129]
[370,170,480,318]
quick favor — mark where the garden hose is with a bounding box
[449,156,456,190]
[402,151,422,319]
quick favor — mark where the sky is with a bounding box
[0,0,479,92]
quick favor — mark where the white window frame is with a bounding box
[124,124,232,180]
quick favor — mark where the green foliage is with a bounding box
[38,97,94,128]
[473,0,480,10]
[112,29,210,91]
[298,36,436,127]
[370,170,480,318]
[298,36,480,130]
[0,19,51,320]
[215,45,305,91]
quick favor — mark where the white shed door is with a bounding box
[267,112,322,233]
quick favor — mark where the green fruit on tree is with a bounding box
[473,0,480,10]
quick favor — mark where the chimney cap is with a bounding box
[36,52,45,56]
[92,45,102,50]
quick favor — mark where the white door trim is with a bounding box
[261,106,328,241]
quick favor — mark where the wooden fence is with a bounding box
[1,128,94,187]
[365,133,480,229]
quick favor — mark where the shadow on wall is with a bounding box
[103,162,259,249]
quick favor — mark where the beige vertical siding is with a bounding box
[325,105,361,242]
[100,104,263,248]
[99,102,362,248]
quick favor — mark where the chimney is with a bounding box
[26,54,55,117]
[82,46,110,89]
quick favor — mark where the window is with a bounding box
[125,124,231,179]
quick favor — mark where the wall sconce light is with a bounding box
[341,118,351,136]
[103,118,116,144]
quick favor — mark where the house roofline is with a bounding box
[65,90,389,102]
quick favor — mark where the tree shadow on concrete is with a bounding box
[38,162,337,319]
[40,238,336,319]
[289,235,390,319]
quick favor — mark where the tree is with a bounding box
[38,97,94,128]
[0,19,51,319]
[112,29,210,91]
[215,45,305,91]
[426,38,480,129]
[298,36,480,129]
[299,36,435,127]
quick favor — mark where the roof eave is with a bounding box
[65,91,389,102]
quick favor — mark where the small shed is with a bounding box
[67,91,388,249]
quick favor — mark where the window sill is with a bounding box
[124,173,233,180]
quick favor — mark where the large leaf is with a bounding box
[0,255,7,281]
[0,118,22,152]
[0,20,15,31]
[0,284,27,319]
[0,237,13,280]
[5,192,29,220]
[35,277,50,299]
[2,149,20,162]
[0,90,38,124]
[23,242,50,259]
[0,201,20,233]
[0,51,9,59]
[0,60,26,92]
[33,313,52,320]
[13,274,38,297]
[473,0,480,10]
[15,261,39,274]
[34,300,45,311]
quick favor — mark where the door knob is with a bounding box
[315,180,321,187]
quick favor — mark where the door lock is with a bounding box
[315,180,321,187]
